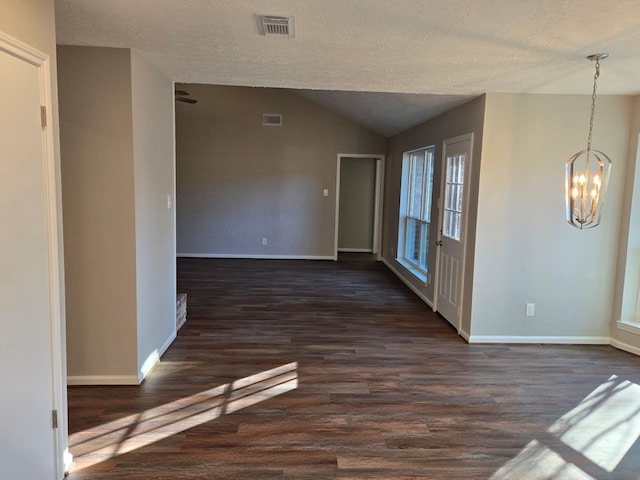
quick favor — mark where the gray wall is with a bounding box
[176,84,387,258]
[59,46,177,383]
[338,157,377,251]
[383,96,486,335]
[131,51,177,377]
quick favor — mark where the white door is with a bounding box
[0,38,61,478]
[435,134,473,329]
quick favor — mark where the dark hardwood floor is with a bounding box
[66,254,640,479]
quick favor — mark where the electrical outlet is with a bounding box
[261,237,268,246]
[525,303,535,317]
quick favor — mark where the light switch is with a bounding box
[167,194,172,209]
[323,188,329,197]
[525,303,535,316]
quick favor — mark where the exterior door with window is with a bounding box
[436,134,473,329]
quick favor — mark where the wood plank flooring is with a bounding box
[66,254,640,479]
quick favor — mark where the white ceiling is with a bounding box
[54,0,640,136]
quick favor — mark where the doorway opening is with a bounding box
[334,154,385,261]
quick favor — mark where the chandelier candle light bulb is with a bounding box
[565,53,612,230]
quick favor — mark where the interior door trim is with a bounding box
[334,153,386,261]
[0,29,68,477]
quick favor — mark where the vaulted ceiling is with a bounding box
[55,0,640,136]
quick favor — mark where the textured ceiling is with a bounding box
[292,90,475,137]
[54,0,640,136]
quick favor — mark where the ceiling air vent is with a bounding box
[258,15,295,37]
[263,114,283,126]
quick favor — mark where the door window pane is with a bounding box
[443,154,465,241]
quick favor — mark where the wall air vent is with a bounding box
[263,114,283,126]
[258,15,295,37]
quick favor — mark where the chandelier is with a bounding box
[565,53,612,229]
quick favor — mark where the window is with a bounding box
[398,147,435,275]
[442,154,465,241]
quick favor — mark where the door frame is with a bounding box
[334,154,385,261]
[433,133,474,332]
[0,30,68,477]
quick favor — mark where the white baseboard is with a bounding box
[459,329,471,342]
[161,330,177,354]
[177,253,334,260]
[378,258,635,352]
[467,335,610,345]
[67,374,140,386]
[610,337,640,356]
[138,330,177,382]
[63,449,73,476]
[68,332,178,386]
[338,248,373,253]
[381,257,434,309]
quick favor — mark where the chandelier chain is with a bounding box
[587,59,600,152]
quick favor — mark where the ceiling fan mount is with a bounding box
[175,89,197,104]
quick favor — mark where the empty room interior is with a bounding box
[4,1,640,479]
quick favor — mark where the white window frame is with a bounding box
[397,146,435,278]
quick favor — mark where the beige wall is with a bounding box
[176,84,386,258]
[383,96,485,334]
[472,93,631,340]
[59,46,177,383]
[2,0,56,55]
[58,46,139,380]
[0,0,68,475]
[131,51,177,376]
[338,158,377,251]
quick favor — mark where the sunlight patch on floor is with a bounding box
[548,374,640,472]
[491,375,640,479]
[490,440,596,480]
[68,362,298,472]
